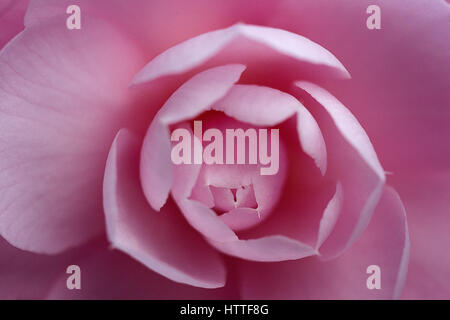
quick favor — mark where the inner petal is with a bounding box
[210,186,235,213]
[210,185,258,214]
[174,111,287,232]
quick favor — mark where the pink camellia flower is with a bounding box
[0,0,449,299]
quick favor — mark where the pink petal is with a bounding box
[186,160,286,232]
[294,81,385,259]
[0,236,81,299]
[140,64,246,211]
[169,126,203,200]
[158,66,246,125]
[0,20,145,253]
[185,116,289,231]
[188,165,215,208]
[219,208,262,231]
[208,235,318,262]
[395,171,450,299]
[0,0,28,49]
[103,129,226,288]
[273,0,450,175]
[213,84,297,125]
[139,120,172,211]
[168,124,238,242]
[295,100,327,175]
[175,199,238,242]
[213,84,327,174]
[210,186,236,212]
[171,137,314,261]
[200,162,258,189]
[231,117,330,246]
[251,155,288,222]
[296,81,384,180]
[132,23,349,85]
[316,182,343,249]
[235,184,257,208]
[25,1,279,58]
[45,238,238,299]
[239,186,409,299]
[240,179,339,250]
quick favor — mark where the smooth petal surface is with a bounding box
[139,120,172,211]
[219,208,261,231]
[272,0,450,174]
[183,114,289,232]
[169,123,236,240]
[132,23,349,85]
[239,186,409,299]
[140,64,245,211]
[175,200,238,242]
[394,172,450,299]
[187,161,287,233]
[0,20,145,253]
[213,84,297,125]
[316,182,343,249]
[208,235,317,262]
[25,0,280,56]
[4,0,444,300]
[293,82,385,259]
[172,149,237,241]
[295,81,384,180]
[0,236,81,299]
[169,122,314,261]
[214,84,327,174]
[104,129,226,288]
[0,0,28,49]
[45,239,238,299]
[171,162,238,242]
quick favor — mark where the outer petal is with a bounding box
[239,186,409,299]
[140,64,245,211]
[25,0,280,56]
[213,84,297,125]
[104,129,226,289]
[45,239,238,299]
[272,0,450,174]
[394,171,450,299]
[294,81,385,259]
[0,236,81,299]
[0,20,146,253]
[132,23,349,85]
[0,0,28,49]
[295,81,384,180]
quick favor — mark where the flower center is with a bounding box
[176,111,288,232]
